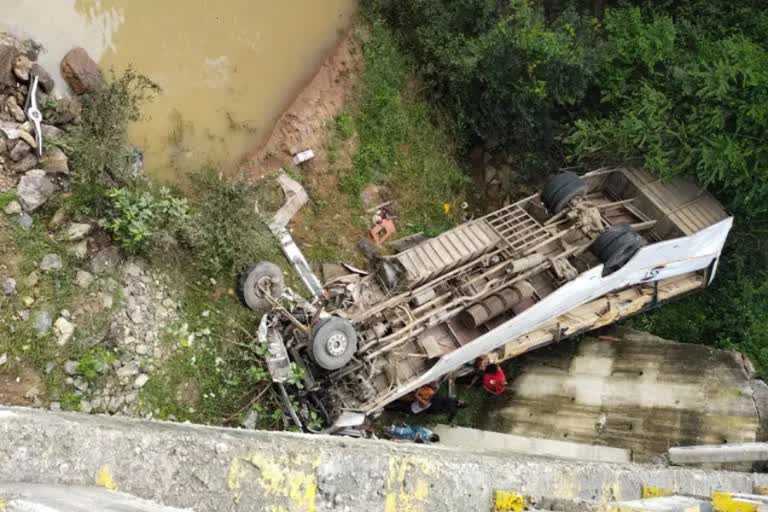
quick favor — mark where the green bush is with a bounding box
[106,187,189,254]
[366,0,597,152]
[182,171,283,276]
[65,68,160,214]
[78,348,116,383]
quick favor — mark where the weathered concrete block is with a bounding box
[670,443,768,465]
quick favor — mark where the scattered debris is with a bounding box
[292,148,315,165]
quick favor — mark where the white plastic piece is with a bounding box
[292,149,315,165]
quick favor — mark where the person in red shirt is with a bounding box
[482,364,507,395]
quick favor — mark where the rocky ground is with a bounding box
[0,32,185,418]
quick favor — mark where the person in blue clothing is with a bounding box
[384,424,441,444]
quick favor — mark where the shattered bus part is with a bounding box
[268,171,324,298]
[247,167,732,429]
[257,314,292,383]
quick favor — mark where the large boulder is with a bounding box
[12,54,32,82]
[30,63,54,93]
[61,47,102,95]
[40,146,69,174]
[0,45,20,91]
[16,169,55,211]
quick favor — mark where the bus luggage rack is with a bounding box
[484,203,550,255]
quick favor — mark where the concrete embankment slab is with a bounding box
[433,424,631,463]
[1,406,767,511]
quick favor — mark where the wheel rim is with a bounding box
[254,276,273,298]
[326,331,349,356]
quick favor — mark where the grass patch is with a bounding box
[137,258,284,427]
[0,191,15,209]
[342,20,468,236]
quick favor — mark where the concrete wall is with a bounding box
[485,329,764,464]
[1,406,768,511]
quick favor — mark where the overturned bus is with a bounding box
[239,167,732,432]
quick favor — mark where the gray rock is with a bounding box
[3,200,21,215]
[16,212,33,229]
[41,124,63,140]
[44,362,54,374]
[0,353,7,367]
[79,399,93,414]
[41,146,69,174]
[48,206,67,229]
[100,293,113,310]
[49,401,61,412]
[63,360,79,375]
[16,171,55,211]
[31,63,54,93]
[9,139,31,161]
[61,222,92,241]
[0,45,20,89]
[133,373,149,389]
[39,253,63,272]
[25,271,39,287]
[33,310,52,337]
[12,54,31,82]
[53,317,75,345]
[124,262,143,277]
[241,410,258,430]
[161,298,175,309]
[125,391,138,404]
[107,395,125,414]
[74,270,94,288]
[116,361,140,380]
[11,153,39,173]
[5,96,25,123]
[135,344,149,356]
[1,276,16,295]
[17,309,30,321]
[68,240,89,260]
[89,246,122,275]
[73,377,89,392]
[127,306,143,324]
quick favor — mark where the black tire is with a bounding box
[542,172,587,213]
[591,226,641,276]
[310,316,358,370]
[590,224,631,262]
[237,261,285,311]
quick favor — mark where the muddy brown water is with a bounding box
[2,0,357,180]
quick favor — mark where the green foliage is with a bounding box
[0,191,15,209]
[77,348,116,383]
[182,170,284,276]
[366,0,597,151]
[334,112,354,140]
[346,20,467,235]
[568,7,768,217]
[106,187,189,254]
[65,68,160,214]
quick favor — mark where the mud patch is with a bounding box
[242,29,362,177]
[0,365,42,406]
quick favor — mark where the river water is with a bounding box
[1,0,357,180]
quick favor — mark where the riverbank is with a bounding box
[0,17,469,429]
